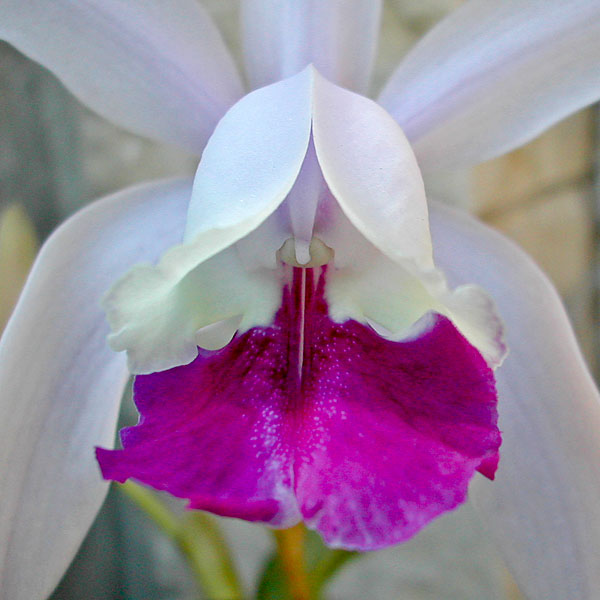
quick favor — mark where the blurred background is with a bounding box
[0,1,597,598]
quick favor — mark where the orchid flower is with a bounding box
[1,1,600,599]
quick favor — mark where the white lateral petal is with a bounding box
[184,67,313,251]
[0,179,190,600]
[0,0,244,153]
[379,0,600,170]
[241,0,382,93]
[429,201,600,599]
[311,70,433,269]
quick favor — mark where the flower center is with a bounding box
[277,237,334,268]
[281,266,326,388]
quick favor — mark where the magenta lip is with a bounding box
[97,266,500,550]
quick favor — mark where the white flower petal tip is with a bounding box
[0,179,191,600]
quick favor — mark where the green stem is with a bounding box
[310,550,358,599]
[120,482,244,600]
[273,525,312,600]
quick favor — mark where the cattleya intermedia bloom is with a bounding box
[1,0,600,599]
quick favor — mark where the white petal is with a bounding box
[0,0,244,153]
[379,0,600,170]
[311,70,433,270]
[0,179,190,600]
[429,201,600,599]
[240,0,382,93]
